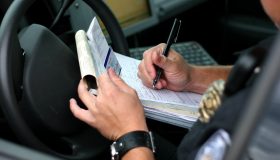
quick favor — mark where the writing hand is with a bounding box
[138,43,191,91]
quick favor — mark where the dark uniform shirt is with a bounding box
[177,36,275,160]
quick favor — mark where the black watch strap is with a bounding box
[111,131,155,160]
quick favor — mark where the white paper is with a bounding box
[116,53,202,108]
[86,17,121,76]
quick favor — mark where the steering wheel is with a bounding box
[0,0,129,159]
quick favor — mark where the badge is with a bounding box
[195,129,231,160]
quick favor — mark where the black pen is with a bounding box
[152,18,181,89]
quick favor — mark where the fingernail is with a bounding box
[69,98,75,103]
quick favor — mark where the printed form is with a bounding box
[116,54,201,106]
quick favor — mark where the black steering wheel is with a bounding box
[0,0,129,159]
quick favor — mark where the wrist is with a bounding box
[110,130,155,160]
[184,65,232,94]
[184,65,209,94]
[122,147,155,160]
[114,118,148,141]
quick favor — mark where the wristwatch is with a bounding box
[110,131,155,160]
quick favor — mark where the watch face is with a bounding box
[110,131,155,160]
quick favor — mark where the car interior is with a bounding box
[0,0,279,159]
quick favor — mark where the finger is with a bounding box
[160,79,168,88]
[97,70,117,94]
[108,68,131,92]
[138,62,154,87]
[143,45,164,78]
[69,98,96,125]
[78,79,97,107]
[155,79,167,90]
[143,52,155,78]
[137,72,152,88]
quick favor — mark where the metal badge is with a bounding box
[195,129,231,160]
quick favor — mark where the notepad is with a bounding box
[75,17,202,128]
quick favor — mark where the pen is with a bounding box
[152,18,181,89]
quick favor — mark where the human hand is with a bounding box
[138,43,192,91]
[69,68,148,141]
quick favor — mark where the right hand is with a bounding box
[138,43,192,91]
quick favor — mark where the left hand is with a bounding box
[69,68,148,141]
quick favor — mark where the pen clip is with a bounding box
[173,19,181,43]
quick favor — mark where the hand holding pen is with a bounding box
[152,18,181,89]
